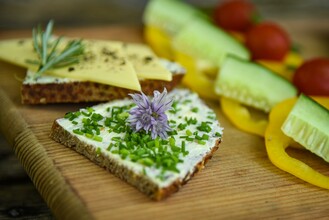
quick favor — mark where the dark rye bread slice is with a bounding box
[21,59,185,104]
[49,89,223,200]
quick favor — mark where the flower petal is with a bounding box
[128,88,173,139]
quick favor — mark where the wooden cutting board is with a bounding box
[0,24,328,220]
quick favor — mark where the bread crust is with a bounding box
[50,120,221,200]
[22,74,183,104]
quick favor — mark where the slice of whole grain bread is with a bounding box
[50,121,221,200]
[49,89,223,200]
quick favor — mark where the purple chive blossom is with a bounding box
[128,88,173,139]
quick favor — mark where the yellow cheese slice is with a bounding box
[0,38,141,91]
[0,38,38,70]
[123,43,172,81]
[0,38,174,90]
[50,40,141,91]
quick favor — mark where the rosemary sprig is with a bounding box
[27,20,84,78]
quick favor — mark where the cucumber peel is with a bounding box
[281,95,329,162]
[215,56,297,112]
[143,0,207,36]
[172,20,250,66]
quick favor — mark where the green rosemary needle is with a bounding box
[28,20,85,78]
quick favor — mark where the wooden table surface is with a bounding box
[0,20,329,220]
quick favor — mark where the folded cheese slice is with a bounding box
[123,43,172,81]
[0,38,140,90]
[0,38,173,91]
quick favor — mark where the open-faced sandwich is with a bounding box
[50,88,223,200]
[0,20,185,104]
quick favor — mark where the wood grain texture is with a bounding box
[0,24,329,220]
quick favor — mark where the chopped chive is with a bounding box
[120,148,130,159]
[118,112,129,121]
[197,122,212,132]
[73,129,83,135]
[197,140,206,145]
[171,145,181,152]
[129,154,139,162]
[178,123,187,130]
[215,132,222,137]
[202,134,209,140]
[81,111,92,117]
[181,141,186,153]
[87,107,94,113]
[91,113,104,121]
[185,117,197,125]
[155,138,160,148]
[191,107,199,113]
[195,135,203,140]
[93,135,103,142]
[107,143,114,151]
[136,148,146,156]
[85,133,93,139]
[167,130,178,136]
[147,140,155,148]
[65,111,81,121]
[139,158,154,166]
[161,140,168,145]
[169,100,181,114]
[111,136,121,142]
[207,115,216,120]
[169,137,175,147]
[142,134,150,142]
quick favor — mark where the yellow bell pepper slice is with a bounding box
[257,51,303,81]
[144,25,173,60]
[284,51,304,67]
[220,97,268,137]
[265,97,329,189]
[174,50,219,100]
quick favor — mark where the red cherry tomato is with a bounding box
[213,0,257,33]
[293,58,329,96]
[245,22,290,61]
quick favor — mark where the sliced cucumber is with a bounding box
[215,56,297,112]
[143,0,207,36]
[172,20,250,67]
[281,95,329,162]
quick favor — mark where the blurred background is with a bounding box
[0,0,329,219]
[0,0,329,29]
